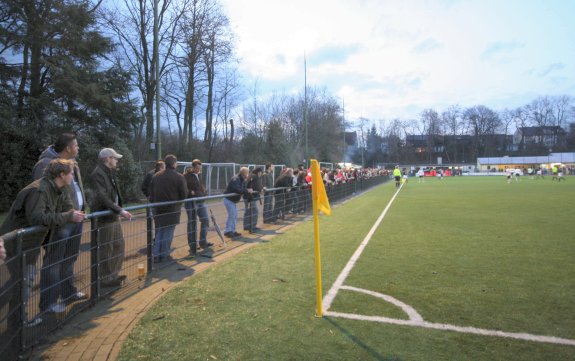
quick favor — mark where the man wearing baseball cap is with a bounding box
[90,147,132,287]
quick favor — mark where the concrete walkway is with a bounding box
[28,221,298,361]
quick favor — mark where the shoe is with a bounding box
[199,242,214,248]
[25,317,43,327]
[233,232,242,237]
[224,232,234,238]
[48,302,66,313]
[66,291,88,303]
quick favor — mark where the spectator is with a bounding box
[0,237,6,263]
[141,160,165,199]
[0,159,85,327]
[261,163,275,223]
[244,167,263,233]
[272,168,293,222]
[31,132,88,314]
[90,148,132,287]
[184,159,212,256]
[223,167,252,238]
[150,155,187,262]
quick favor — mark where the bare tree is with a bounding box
[103,0,183,158]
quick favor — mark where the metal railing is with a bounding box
[0,175,388,359]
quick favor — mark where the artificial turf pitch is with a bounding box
[119,176,575,361]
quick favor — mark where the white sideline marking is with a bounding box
[323,183,404,311]
[323,184,575,346]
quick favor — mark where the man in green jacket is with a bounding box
[0,159,85,333]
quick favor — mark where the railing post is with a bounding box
[90,218,99,301]
[146,207,153,271]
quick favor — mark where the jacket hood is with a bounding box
[38,145,59,161]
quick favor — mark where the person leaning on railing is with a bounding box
[184,159,212,256]
[223,167,252,238]
[90,148,132,287]
[0,236,6,263]
[243,167,264,233]
[261,163,275,224]
[0,159,86,328]
[31,132,89,314]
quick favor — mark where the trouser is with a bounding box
[39,222,83,310]
[153,225,176,258]
[273,192,286,220]
[263,192,274,223]
[223,198,238,233]
[98,221,125,283]
[185,200,209,254]
[243,199,259,231]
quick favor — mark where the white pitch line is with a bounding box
[322,182,575,347]
[324,309,575,346]
[323,183,404,311]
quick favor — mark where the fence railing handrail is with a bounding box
[0,177,377,241]
[0,186,300,240]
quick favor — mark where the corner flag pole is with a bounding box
[310,159,331,317]
[313,187,323,317]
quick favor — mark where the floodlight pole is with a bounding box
[154,0,161,160]
[342,98,345,164]
[304,53,308,167]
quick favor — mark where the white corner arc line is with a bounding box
[323,309,575,346]
[339,285,423,322]
[323,183,404,311]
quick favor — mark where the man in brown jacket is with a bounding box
[90,148,132,287]
[150,154,187,262]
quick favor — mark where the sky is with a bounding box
[220,0,575,123]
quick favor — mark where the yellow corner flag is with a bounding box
[311,159,331,215]
[310,159,331,317]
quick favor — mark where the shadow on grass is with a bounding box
[325,317,403,361]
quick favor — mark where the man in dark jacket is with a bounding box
[243,168,263,232]
[261,163,274,223]
[184,159,211,256]
[31,132,88,313]
[272,168,293,222]
[90,148,132,287]
[0,159,85,331]
[150,155,187,262]
[141,160,165,199]
[223,167,252,238]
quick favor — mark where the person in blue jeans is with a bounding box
[31,133,89,313]
[150,155,187,262]
[184,159,212,256]
[243,167,263,232]
[223,167,252,238]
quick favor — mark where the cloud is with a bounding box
[480,41,524,59]
[307,43,362,67]
[412,38,442,54]
[538,63,564,77]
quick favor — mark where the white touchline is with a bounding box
[322,183,575,347]
[323,183,404,311]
